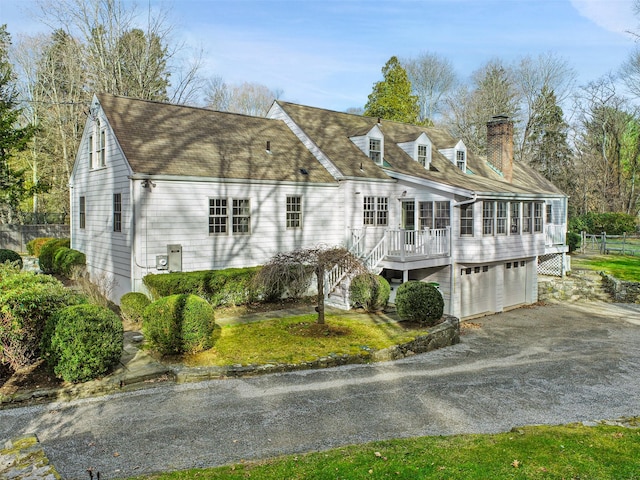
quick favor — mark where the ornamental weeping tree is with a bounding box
[256,246,365,325]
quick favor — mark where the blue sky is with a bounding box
[1,0,638,111]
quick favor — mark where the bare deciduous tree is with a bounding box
[402,52,458,124]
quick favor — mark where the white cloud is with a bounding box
[570,0,637,35]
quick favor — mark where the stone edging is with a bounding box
[601,273,640,303]
[171,315,460,383]
[0,435,61,480]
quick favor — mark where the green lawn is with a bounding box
[127,423,640,479]
[179,313,432,367]
[571,253,640,282]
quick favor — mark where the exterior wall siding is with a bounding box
[131,179,344,294]
[70,108,133,302]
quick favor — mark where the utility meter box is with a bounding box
[156,255,169,270]
[167,244,182,272]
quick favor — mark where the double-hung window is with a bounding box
[456,150,466,171]
[417,144,428,167]
[286,195,302,229]
[369,139,382,165]
[88,135,94,168]
[419,201,433,230]
[363,196,388,226]
[534,202,544,233]
[209,198,228,235]
[510,202,520,234]
[460,204,474,236]
[496,201,507,235]
[232,199,251,234]
[522,202,532,234]
[113,193,122,232]
[434,201,450,229]
[99,130,106,167]
[483,201,494,235]
[79,196,86,229]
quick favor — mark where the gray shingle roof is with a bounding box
[277,101,564,196]
[97,94,336,184]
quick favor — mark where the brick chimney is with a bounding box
[486,115,513,183]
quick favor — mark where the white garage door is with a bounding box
[504,260,527,307]
[459,265,495,318]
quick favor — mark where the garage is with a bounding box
[504,260,527,307]
[459,264,495,318]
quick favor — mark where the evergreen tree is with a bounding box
[364,56,419,123]
[525,87,574,194]
[0,26,35,223]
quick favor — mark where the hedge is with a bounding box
[38,238,70,274]
[26,237,55,257]
[142,294,216,355]
[0,269,85,369]
[52,247,86,276]
[0,249,22,270]
[42,304,123,383]
[349,273,390,312]
[120,292,151,324]
[395,281,444,326]
[143,267,262,307]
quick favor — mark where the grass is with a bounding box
[127,423,640,479]
[571,253,640,282]
[178,312,432,367]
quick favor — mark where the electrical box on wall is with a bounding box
[156,255,169,270]
[167,244,182,272]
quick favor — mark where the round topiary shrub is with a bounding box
[42,304,123,383]
[142,294,216,355]
[26,237,54,257]
[39,238,70,274]
[395,281,444,326]
[349,273,390,312]
[0,249,22,270]
[120,292,151,324]
[52,247,86,276]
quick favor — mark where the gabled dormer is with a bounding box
[397,132,432,169]
[350,124,384,166]
[438,139,468,173]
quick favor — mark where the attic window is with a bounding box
[456,150,466,172]
[369,138,382,165]
[417,144,429,167]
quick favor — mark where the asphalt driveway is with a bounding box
[2,301,640,479]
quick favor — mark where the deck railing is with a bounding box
[385,227,450,260]
[545,224,566,246]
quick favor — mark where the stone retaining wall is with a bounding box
[172,315,460,383]
[601,273,640,303]
[538,270,611,303]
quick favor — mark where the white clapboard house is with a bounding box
[69,94,568,319]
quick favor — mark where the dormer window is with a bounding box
[369,138,382,165]
[456,150,466,172]
[418,144,429,167]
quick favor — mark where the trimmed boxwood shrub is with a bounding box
[52,247,86,276]
[26,237,54,257]
[143,267,261,307]
[142,294,215,355]
[39,238,70,274]
[120,292,151,324]
[42,304,123,383]
[395,281,444,326]
[349,273,390,312]
[0,249,22,269]
[0,270,85,369]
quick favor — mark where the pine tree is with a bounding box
[364,56,419,123]
[0,25,35,223]
[525,86,574,194]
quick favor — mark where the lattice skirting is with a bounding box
[537,253,567,277]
